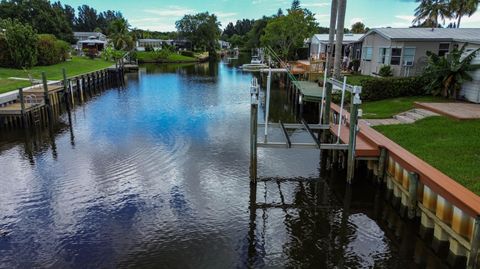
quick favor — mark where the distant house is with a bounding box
[308,33,364,61]
[173,40,192,51]
[359,28,480,77]
[218,40,231,49]
[74,32,107,53]
[136,39,173,51]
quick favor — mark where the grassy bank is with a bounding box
[135,51,198,63]
[0,56,113,94]
[375,116,480,195]
[362,96,447,119]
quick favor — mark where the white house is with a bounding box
[73,32,107,51]
[136,39,174,51]
[308,33,364,60]
[359,28,480,77]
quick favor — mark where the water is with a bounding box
[0,58,448,268]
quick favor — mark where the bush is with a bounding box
[379,65,393,77]
[144,44,154,52]
[180,50,195,57]
[349,59,360,72]
[360,76,428,101]
[0,19,38,68]
[36,34,71,65]
[154,49,171,60]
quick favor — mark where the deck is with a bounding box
[292,81,323,102]
[0,102,42,115]
[23,85,63,95]
[415,102,480,120]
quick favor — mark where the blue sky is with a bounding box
[59,0,480,31]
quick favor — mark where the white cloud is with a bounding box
[350,17,364,25]
[143,6,196,17]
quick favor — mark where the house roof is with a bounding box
[74,32,105,37]
[78,39,107,44]
[361,28,480,43]
[312,33,364,43]
[138,39,172,42]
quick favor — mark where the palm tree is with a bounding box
[333,0,347,79]
[413,0,451,28]
[423,44,480,98]
[450,0,478,28]
[108,18,134,51]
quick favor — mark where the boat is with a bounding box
[239,56,268,71]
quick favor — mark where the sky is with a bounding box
[59,0,480,31]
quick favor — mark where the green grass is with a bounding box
[345,74,370,85]
[375,116,480,195]
[136,51,197,62]
[362,96,447,119]
[0,56,113,94]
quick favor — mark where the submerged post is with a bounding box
[346,86,362,183]
[250,78,259,183]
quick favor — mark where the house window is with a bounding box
[378,48,391,64]
[391,48,402,65]
[438,43,450,56]
[403,48,416,66]
[362,47,373,61]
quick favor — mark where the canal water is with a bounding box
[0,58,448,268]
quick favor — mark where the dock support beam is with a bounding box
[250,79,259,183]
[19,88,28,128]
[346,86,362,183]
[42,72,52,125]
[468,216,480,269]
[62,69,70,112]
[408,172,419,219]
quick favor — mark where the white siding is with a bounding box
[461,53,480,103]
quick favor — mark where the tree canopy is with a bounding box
[0,19,38,68]
[176,12,221,56]
[351,21,368,33]
[261,5,317,59]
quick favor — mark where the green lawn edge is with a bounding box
[0,56,114,94]
[374,116,480,195]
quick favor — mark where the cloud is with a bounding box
[143,6,196,17]
[350,17,364,25]
[303,2,330,8]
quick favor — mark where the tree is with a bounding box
[0,0,74,43]
[75,5,99,32]
[246,16,270,49]
[449,0,478,28]
[108,18,134,50]
[423,44,480,98]
[277,8,284,17]
[351,21,366,33]
[176,12,221,57]
[261,7,317,60]
[413,0,451,28]
[290,0,301,11]
[222,22,236,38]
[0,19,38,68]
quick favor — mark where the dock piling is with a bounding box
[408,172,419,219]
[468,216,480,269]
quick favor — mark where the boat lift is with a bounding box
[249,67,363,184]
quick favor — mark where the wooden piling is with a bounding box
[41,72,52,124]
[62,69,70,112]
[408,172,419,219]
[250,96,258,183]
[467,216,480,269]
[18,88,28,128]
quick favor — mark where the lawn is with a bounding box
[375,116,480,195]
[0,56,114,94]
[136,51,197,63]
[361,96,447,119]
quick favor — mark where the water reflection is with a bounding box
[0,57,449,268]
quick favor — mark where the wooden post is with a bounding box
[250,79,259,183]
[62,68,70,111]
[41,72,52,124]
[346,86,361,183]
[377,148,387,182]
[408,172,419,219]
[19,88,28,128]
[468,216,480,269]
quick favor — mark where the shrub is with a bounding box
[349,59,360,72]
[180,50,195,57]
[154,49,171,60]
[360,76,428,101]
[144,44,154,52]
[0,19,38,68]
[36,34,71,65]
[379,65,393,77]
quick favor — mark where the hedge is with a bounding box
[359,76,429,101]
